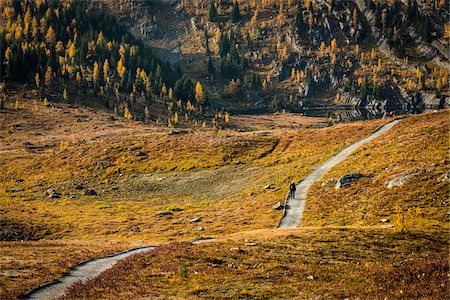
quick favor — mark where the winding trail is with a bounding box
[22,120,402,298]
[277,119,402,229]
[22,246,156,300]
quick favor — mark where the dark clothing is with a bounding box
[289,183,296,198]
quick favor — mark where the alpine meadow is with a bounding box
[0,0,448,299]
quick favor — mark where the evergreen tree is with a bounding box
[207,56,215,75]
[209,2,218,22]
[230,1,241,23]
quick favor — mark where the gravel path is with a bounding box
[22,246,156,300]
[277,119,402,229]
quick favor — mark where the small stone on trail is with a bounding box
[307,275,314,280]
[197,226,205,231]
[7,188,23,193]
[380,219,389,223]
[190,217,201,223]
[75,184,85,190]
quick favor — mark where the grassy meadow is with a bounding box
[1,93,448,298]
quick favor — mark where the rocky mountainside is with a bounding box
[109,0,449,115]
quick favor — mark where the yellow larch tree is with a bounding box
[195,81,205,103]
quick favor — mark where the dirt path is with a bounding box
[22,246,156,300]
[277,119,402,229]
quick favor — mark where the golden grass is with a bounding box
[0,240,128,300]
[303,110,449,229]
[0,97,388,243]
[63,228,449,299]
[3,95,447,299]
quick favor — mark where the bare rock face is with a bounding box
[335,173,363,189]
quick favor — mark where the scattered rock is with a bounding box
[380,219,389,223]
[44,188,61,199]
[230,247,247,253]
[0,226,20,241]
[84,189,97,196]
[380,224,394,228]
[439,173,449,182]
[272,202,284,210]
[6,188,23,193]
[97,161,111,168]
[75,184,85,190]
[321,178,337,187]
[169,129,181,135]
[385,173,415,189]
[335,173,363,189]
[442,159,450,164]
[197,226,205,231]
[49,192,61,199]
[264,184,274,190]
[245,243,257,246]
[134,151,147,157]
[15,178,24,183]
[22,141,33,146]
[156,210,173,216]
[307,275,314,280]
[190,217,201,223]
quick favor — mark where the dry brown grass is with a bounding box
[62,228,449,299]
[303,110,449,229]
[0,240,128,300]
[0,96,387,244]
[3,94,447,299]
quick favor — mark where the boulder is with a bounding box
[385,174,415,189]
[84,189,97,196]
[45,188,60,198]
[272,202,284,210]
[335,173,363,189]
[49,192,61,199]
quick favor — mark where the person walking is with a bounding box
[289,181,296,198]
